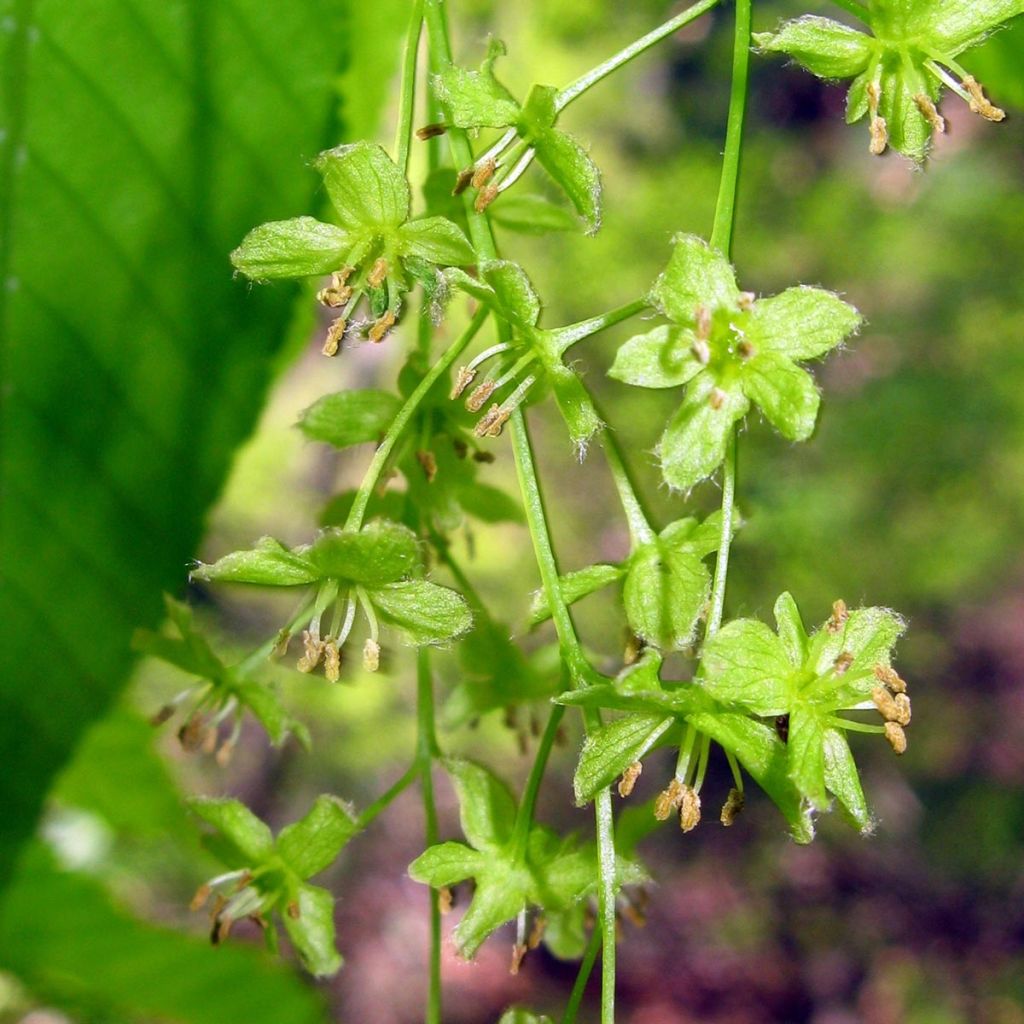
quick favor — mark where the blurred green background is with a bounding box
[1,0,1023,1022]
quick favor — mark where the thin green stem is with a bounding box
[344,308,488,531]
[830,0,869,22]
[416,649,442,1024]
[236,592,318,674]
[709,0,751,260]
[550,297,650,356]
[511,704,566,858]
[560,924,602,1024]
[596,415,655,547]
[595,787,617,1024]
[706,430,736,637]
[355,763,419,830]
[395,0,424,174]
[556,0,722,111]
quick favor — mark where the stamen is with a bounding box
[450,365,477,400]
[695,305,712,340]
[528,913,546,950]
[467,342,513,372]
[678,784,701,832]
[962,76,1005,121]
[495,148,537,194]
[871,685,910,725]
[914,94,946,133]
[416,123,447,140]
[873,664,907,693]
[363,638,381,673]
[190,883,212,911]
[416,450,438,481]
[367,258,389,289]
[466,379,497,412]
[884,721,907,754]
[369,310,396,343]
[720,788,745,826]
[470,158,496,189]
[474,404,511,438]
[708,387,727,410]
[618,761,643,798]
[336,596,358,648]
[834,651,854,675]
[453,167,474,195]
[654,778,685,820]
[691,337,711,365]
[738,291,755,311]
[297,630,325,673]
[324,641,342,683]
[317,270,353,308]
[828,599,848,634]
[867,81,888,155]
[438,887,454,914]
[322,317,347,357]
[474,184,499,212]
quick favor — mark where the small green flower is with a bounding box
[432,39,602,232]
[191,520,472,681]
[133,596,309,761]
[231,142,475,350]
[188,795,358,976]
[610,234,861,491]
[700,593,910,829]
[755,1,1022,160]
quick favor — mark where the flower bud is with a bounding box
[618,761,643,798]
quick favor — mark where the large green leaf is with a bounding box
[0,844,328,1024]
[0,0,393,887]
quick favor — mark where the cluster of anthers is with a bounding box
[274,587,383,682]
[865,68,1004,156]
[190,869,277,945]
[150,682,246,767]
[316,259,400,357]
[450,341,539,438]
[872,663,912,755]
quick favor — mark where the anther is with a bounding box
[451,365,477,400]
[528,914,546,950]
[190,883,212,912]
[471,158,497,189]
[894,693,912,726]
[322,317,347,357]
[834,651,854,675]
[828,599,848,634]
[472,449,495,464]
[178,713,210,752]
[708,387,727,411]
[215,737,236,766]
[150,704,175,727]
[510,942,528,975]
[363,638,381,673]
[872,685,910,725]
[691,337,711,365]
[624,631,643,665]
[287,900,301,919]
[368,258,389,288]
[869,116,889,155]
[317,271,353,308]
[962,76,1005,121]
[720,787,745,826]
[369,311,396,343]
[475,404,510,438]
[474,184,499,212]
[654,778,685,820]
[297,630,325,673]
[738,291,755,311]
[416,123,448,140]
[272,628,292,659]
[453,167,475,195]
[914,94,946,133]
[416,450,438,481]
[466,379,497,412]
[884,721,907,755]
[678,784,701,833]
[438,887,453,914]
[324,641,342,683]
[736,338,755,359]
[618,761,643,798]
[695,305,712,340]
[873,664,907,693]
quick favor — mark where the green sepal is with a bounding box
[753,16,874,79]
[748,285,861,361]
[308,520,421,586]
[488,194,580,234]
[548,362,602,450]
[313,141,410,228]
[407,841,485,887]
[651,234,739,324]
[433,37,521,129]
[187,796,275,865]
[532,124,602,234]
[297,389,401,449]
[230,216,352,281]
[529,563,624,625]
[445,758,517,850]
[609,325,704,389]
[773,591,809,666]
[787,706,828,809]
[276,795,360,880]
[397,216,476,266]
[823,727,872,832]
[699,618,794,715]
[190,537,319,587]
[280,883,342,978]
[742,352,820,442]
[573,713,675,805]
[369,580,473,645]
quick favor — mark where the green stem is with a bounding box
[560,924,602,1024]
[511,704,566,858]
[596,415,655,547]
[556,0,723,111]
[830,0,869,22]
[709,0,751,260]
[416,648,442,1024]
[706,430,736,637]
[355,763,419,830]
[236,592,318,674]
[595,787,617,1024]
[550,297,650,356]
[344,308,488,531]
[395,1,424,174]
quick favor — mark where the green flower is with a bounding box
[191,520,472,681]
[432,39,601,232]
[610,234,861,491]
[231,142,475,350]
[700,593,910,830]
[188,795,358,976]
[133,596,309,761]
[756,1,1023,160]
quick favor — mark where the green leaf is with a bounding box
[518,84,559,135]
[877,66,933,161]
[748,286,861,361]
[742,352,821,442]
[314,141,410,228]
[445,758,517,850]
[408,841,485,887]
[370,579,473,644]
[699,619,793,715]
[434,38,521,128]
[453,865,526,958]
[810,606,906,679]
[533,127,602,233]
[687,712,812,843]
[280,883,341,978]
[0,845,328,1024]
[0,0,358,885]
[773,592,808,666]
[297,389,401,449]
[658,377,749,490]
[573,714,675,804]
[231,217,352,281]
[608,325,705,389]
[192,537,320,587]
[822,727,871,831]
[398,216,476,266]
[548,362,603,449]
[308,521,421,585]
[276,796,359,880]
[652,234,739,323]
[488,194,580,234]
[529,563,623,625]
[754,16,874,78]
[788,707,828,809]
[623,536,711,650]
[189,797,275,865]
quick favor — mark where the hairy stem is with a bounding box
[595,410,655,547]
[595,787,617,1024]
[706,430,737,637]
[560,924,602,1024]
[395,0,424,174]
[344,307,488,531]
[556,0,723,110]
[550,298,650,356]
[355,763,419,830]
